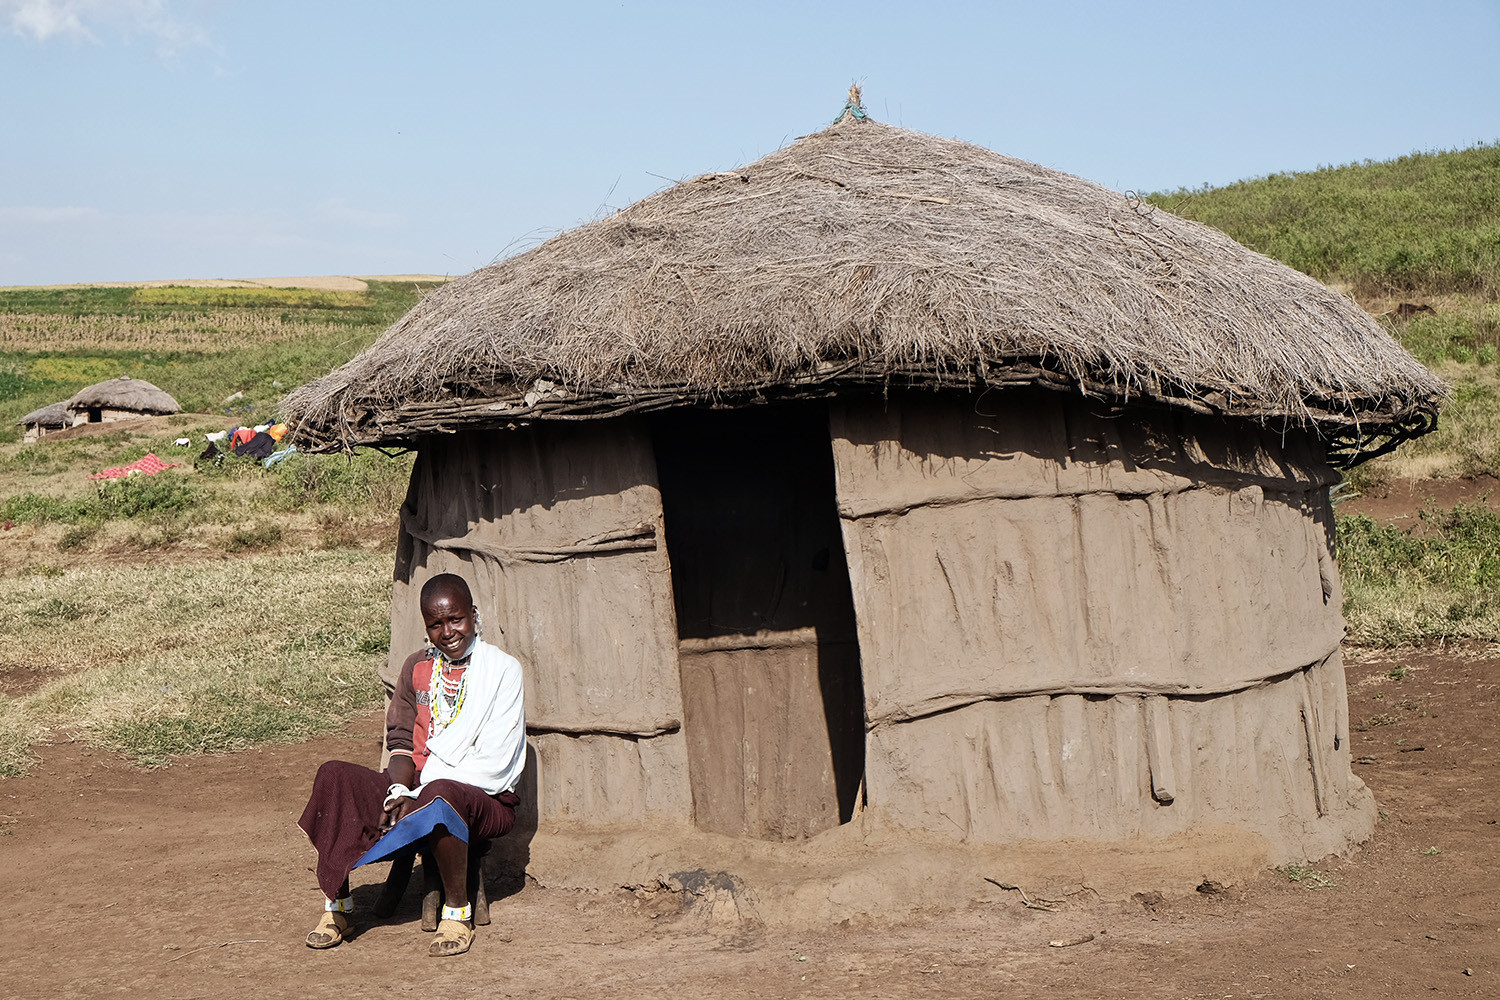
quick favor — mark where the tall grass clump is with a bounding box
[2,473,198,525]
[0,549,391,775]
[1338,503,1500,645]
[1146,143,1500,297]
[270,449,413,510]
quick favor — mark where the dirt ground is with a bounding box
[0,644,1494,999]
[1340,474,1500,524]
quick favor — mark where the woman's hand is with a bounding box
[381,796,417,831]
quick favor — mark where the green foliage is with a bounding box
[1145,143,1500,296]
[1391,299,1500,367]
[1356,365,1500,481]
[1338,503,1500,644]
[2,473,198,525]
[270,449,413,510]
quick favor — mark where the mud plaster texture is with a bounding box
[385,388,1372,872]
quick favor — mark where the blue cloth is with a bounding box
[263,444,297,468]
[351,797,468,870]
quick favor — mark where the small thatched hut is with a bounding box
[286,103,1442,866]
[64,377,180,427]
[17,402,70,442]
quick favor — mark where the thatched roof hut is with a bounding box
[17,402,70,442]
[63,377,180,427]
[286,102,1441,871]
[288,113,1440,461]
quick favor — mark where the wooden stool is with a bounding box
[372,839,491,929]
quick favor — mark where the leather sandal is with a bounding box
[428,917,474,957]
[306,910,352,949]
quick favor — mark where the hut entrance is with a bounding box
[652,403,865,841]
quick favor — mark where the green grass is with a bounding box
[1145,142,1500,297]
[0,280,440,441]
[1337,502,1500,645]
[1350,364,1500,483]
[0,418,413,560]
[1386,296,1500,367]
[1277,864,1335,889]
[0,549,390,774]
[2,472,199,525]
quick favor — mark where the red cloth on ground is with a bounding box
[88,453,177,479]
[298,759,520,899]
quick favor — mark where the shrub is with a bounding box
[1339,503,1500,644]
[225,520,284,552]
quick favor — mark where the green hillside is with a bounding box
[1145,142,1500,297]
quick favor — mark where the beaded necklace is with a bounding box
[427,652,468,736]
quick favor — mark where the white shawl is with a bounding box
[419,638,526,795]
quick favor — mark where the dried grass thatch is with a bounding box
[17,402,70,429]
[285,110,1444,464]
[64,377,180,416]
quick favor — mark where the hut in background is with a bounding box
[285,102,1443,865]
[64,376,179,427]
[18,402,70,442]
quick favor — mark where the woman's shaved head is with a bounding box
[420,573,473,609]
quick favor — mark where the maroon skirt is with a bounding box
[298,759,519,900]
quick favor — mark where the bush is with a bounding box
[2,472,198,525]
[93,474,198,519]
[271,450,412,511]
[1146,142,1500,296]
[1339,504,1500,644]
[225,520,284,552]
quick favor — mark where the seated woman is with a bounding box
[299,573,526,957]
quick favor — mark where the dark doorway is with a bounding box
[651,402,865,841]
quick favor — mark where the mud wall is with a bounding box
[392,421,691,825]
[829,391,1372,857]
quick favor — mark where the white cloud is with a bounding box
[2,0,207,55]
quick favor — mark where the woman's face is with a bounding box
[422,591,476,661]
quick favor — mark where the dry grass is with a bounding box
[1358,364,1500,480]
[0,549,391,775]
[0,420,411,576]
[0,311,372,353]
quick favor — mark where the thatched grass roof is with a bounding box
[64,377,180,415]
[17,402,69,429]
[285,109,1444,464]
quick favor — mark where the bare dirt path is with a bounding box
[1341,474,1500,524]
[2,647,1495,999]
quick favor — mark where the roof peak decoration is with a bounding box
[832,83,868,126]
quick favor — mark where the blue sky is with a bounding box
[2,0,1497,286]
